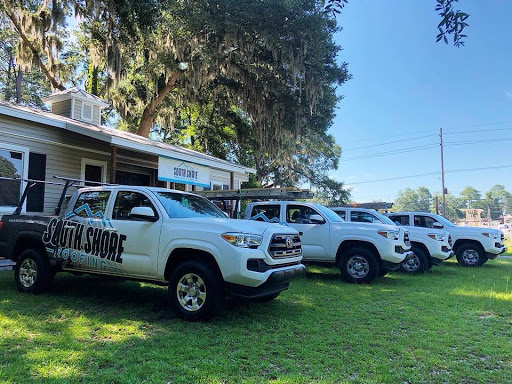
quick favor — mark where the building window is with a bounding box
[0,143,29,212]
[81,158,107,186]
[81,102,93,122]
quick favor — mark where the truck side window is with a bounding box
[389,215,409,226]
[286,205,321,224]
[414,215,437,228]
[351,211,380,223]
[250,205,281,222]
[335,210,346,220]
[113,191,156,220]
[72,191,111,217]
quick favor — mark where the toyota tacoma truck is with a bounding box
[387,212,506,267]
[330,207,454,274]
[244,201,413,284]
[0,185,305,321]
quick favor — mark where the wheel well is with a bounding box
[164,248,223,281]
[14,237,46,261]
[410,241,431,258]
[453,239,483,254]
[336,240,380,264]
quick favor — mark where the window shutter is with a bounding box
[27,153,46,212]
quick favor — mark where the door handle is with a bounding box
[64,225,76,230]
[104,227,118,232]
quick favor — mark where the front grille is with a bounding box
[448,234,453,248]
[268,234,302,259]
[404,231,411,247]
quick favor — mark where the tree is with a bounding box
[325,0,469,47]
[433,192,464,221]
[394,187,432,212]
[459,186,481,208]
[0,16,51,107]
[481,185,512,219]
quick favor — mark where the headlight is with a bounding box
[482,232,498,239]
[377,230,399,240]
[222,232,262,248]
[427,233,445,241]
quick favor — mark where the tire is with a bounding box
[14,248,53,294]
[338,247,379,284]
[168,260,224,321]
[456,243,487,267]
[399,246,429,275]
[377,268,388,277]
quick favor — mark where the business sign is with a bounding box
[158,157,211,188]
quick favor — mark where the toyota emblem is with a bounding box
[285,236,294,249]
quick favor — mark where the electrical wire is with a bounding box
[341,144,438,161]
[346,164,512,185]
[342,134,437,151]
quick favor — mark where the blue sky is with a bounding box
[330,0,512,203]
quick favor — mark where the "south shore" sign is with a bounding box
[158,157,211,188]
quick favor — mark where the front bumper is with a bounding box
[487,247,507,259]
[225,263,306,299]
[382,251,414,271]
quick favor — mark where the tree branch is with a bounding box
[5,9,66,91]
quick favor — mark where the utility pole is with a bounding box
[440,128,446,217]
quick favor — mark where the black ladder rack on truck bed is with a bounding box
[0,176,116,216]
[195,187,315,218]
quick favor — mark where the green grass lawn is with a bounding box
[1,259,511,384]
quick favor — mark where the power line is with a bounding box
[341,144,437,161]
[445,137,512,146]
[342,134,437,151]
[346,164,512,185]
[347,172,439,185]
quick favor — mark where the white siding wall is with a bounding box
[51,100,72,118]
[0,115,111,215]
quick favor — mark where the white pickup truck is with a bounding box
[244,201,413,284]
[0,186,305,321]
[330,207,454,274]
[387,212,506,267]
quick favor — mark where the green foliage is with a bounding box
[0,17,51,107]
[394,186,433,212]
[459,186,481,209]
[433,192,465,221]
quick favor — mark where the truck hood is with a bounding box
[165,217,297,235]
[448,225,501,237]
[330,221,400,233]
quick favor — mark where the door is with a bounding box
[108,191,162,277]
[285,204,330,260]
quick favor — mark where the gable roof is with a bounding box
[42,87,110,108]
[0,100,255,174]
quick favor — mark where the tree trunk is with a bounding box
[15,66,22,104]
[5,53,13,101]
[137,72,179,137]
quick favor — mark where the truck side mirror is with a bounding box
[130,206,159,222]
[309,214,325,224]
[432,222,443,229]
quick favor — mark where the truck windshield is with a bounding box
[372,211,396,225]
[155,192,226,219]
[432,214,455,227]
[313,204,344,222]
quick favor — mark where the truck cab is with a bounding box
[331,207,453,274]
[244,201,413,284]
[387,212,506,267]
